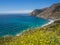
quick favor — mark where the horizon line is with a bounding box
[0,10,33,14]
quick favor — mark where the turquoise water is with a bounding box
[0,14,48,37]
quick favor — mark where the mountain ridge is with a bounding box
[30,3,60,20]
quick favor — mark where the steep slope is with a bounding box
[0,20,60,45]
[30,8,47,16]
[31,3,60,20]
[0,3,60,45]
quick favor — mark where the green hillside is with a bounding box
[0,20,60,45]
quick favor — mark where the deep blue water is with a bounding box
[0,14,48,37]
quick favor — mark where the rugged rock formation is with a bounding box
[30,3,60,20]
[30,8,47,16]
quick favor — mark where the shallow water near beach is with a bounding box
[0,14,48,37]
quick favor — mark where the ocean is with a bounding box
[0,14,48,37]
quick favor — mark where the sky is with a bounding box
[0,0,60,13]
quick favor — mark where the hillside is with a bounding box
[0,3,60,45]
[0,20,60,45]
[30,8,47,16]
[30,3,60,20]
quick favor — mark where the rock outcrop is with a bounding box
[30,8,47,16]
[30,3,60,20]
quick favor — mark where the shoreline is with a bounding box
[41,19,54,27]
[16,19,54,36]
[1,19,55,37]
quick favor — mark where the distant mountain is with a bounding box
[30,8,47,16]
[30,3,60,20]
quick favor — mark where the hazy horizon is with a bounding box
[0,10,33,14]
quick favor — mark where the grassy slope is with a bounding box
[0,20,60,45]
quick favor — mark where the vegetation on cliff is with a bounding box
[0,3,60,45]
[30,8,47,16]
[30,3,60,20]
[0,20,60,45]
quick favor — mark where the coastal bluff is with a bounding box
[30,3,60,20]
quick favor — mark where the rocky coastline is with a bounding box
[30,3,60,20]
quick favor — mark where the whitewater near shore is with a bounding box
[16,19,55,36]
[41,19,54,27]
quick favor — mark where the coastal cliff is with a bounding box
[30,8,47,16]
[30,3,60,20]
[0,3,60,45]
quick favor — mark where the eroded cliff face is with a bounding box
[30,8,47,16]
[30,3,60,20]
